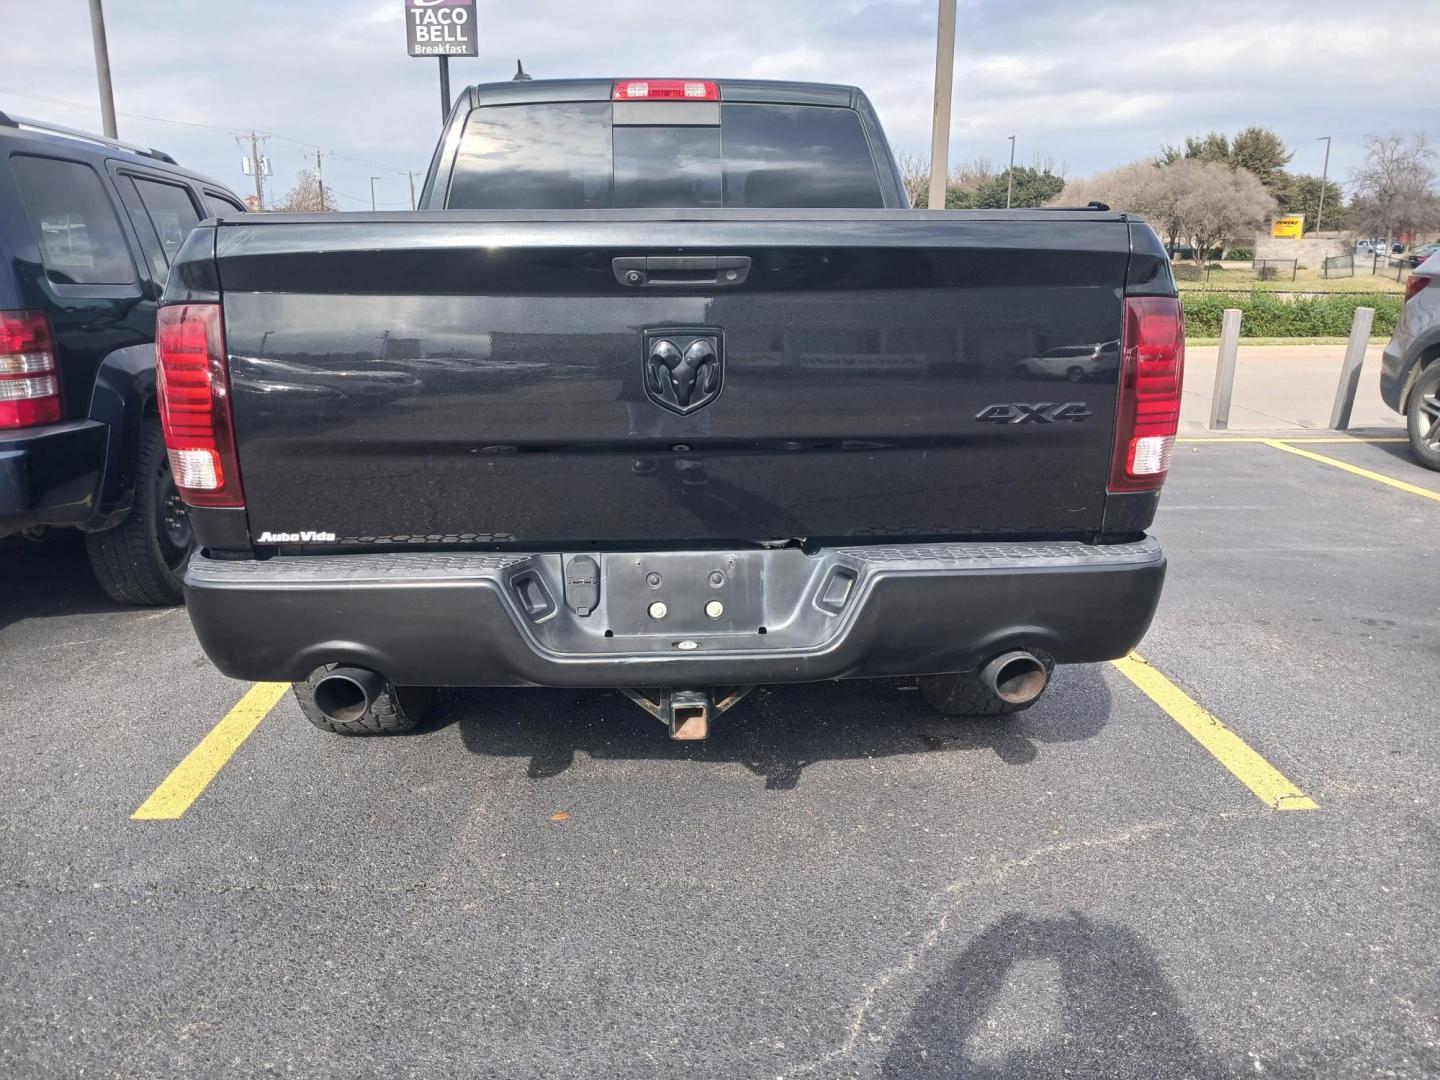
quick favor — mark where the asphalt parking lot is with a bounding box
[2,433,1437,1079]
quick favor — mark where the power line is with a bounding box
[0,83,414,177]
[328,187,411,208]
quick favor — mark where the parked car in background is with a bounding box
[1379,252,1440,470]
[1014,341,1121,382]
[0,112,248,602]
[1407,242,1440,268]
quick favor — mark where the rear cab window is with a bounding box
[9,155,136,285]
[447,101,884,210]
[116,173,203,284]
[204,192,247,218]
[132,177,201,269]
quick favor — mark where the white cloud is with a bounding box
[0,0,1434,205]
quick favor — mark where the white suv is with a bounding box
[1380,253,1440,470]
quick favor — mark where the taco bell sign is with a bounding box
[405,0,478,57]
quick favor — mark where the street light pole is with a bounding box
[1315,136,1332,235]
[87,0,118,139]
[369,177,381,212]
[926,0,956,210]
[1005,134,1016,209]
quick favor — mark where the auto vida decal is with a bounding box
[643,328,723,415]
[255,530,338,543]
[974,402,1093,424]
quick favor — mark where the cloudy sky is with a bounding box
[2,0,1436,209]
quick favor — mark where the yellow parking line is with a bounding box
[1262,439,1440,503]
[131,682,290,821]
[1111,653,1317,810]
[1177,436,1407,444]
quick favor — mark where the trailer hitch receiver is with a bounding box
[619,686,755,740]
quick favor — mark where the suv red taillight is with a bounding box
[155,304,244,508]
[1405,274,1432,303]
[1109,296,1185,493]
[0,310,62,429]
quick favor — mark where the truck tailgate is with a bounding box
[214,212,1131,547]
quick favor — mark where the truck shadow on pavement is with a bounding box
[0,534,126,630]
[439,667,1111,789]
[880,911,1234,1079]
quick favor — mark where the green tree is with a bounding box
[1229,127,1293,201]
[968,166,1065,209]
[1183,131,1231,163]
[1159,126,1293,204]
[1284,174,1347,231]
[899,154,1061,209]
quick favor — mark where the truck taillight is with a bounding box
[1405,274,1432,303]
[612,80,719,101]
[156,303,244,508]
[1109,296,1185,493]
[0,310,61,429]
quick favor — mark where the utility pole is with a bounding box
[407,171,420,210]
[312,149,328,210]
[370,176,381,211]
[926,0,956,210]
[1315,135,1332,235]
[87,0,118,139]
[1005,135,1017,209]
[238,132,270,210]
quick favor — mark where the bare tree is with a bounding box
[273,168,337,213]
[1175,161,1276,265]
[1051,161,1182,251]
[951,156,995,192]
[1054,159,1274,261]
[1030,153,1069,180]
[1348,133,1440,249]
[896,151,930,207]
[898,154,999,208]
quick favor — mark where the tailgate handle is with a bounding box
[613,256,751,287]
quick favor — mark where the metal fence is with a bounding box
[1368,254,1407,282]
[1252,258,1298,281]
[1322,254,1354,279]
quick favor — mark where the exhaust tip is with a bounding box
[982,651,1049,705]
[312,666,384,724]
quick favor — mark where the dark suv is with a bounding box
[0,112,247,603]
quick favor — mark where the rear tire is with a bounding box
[293,666,436,735]
[84,418,193,605]
[1406,362,1440,471]
[918,655,1055,718]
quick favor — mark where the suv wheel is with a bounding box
[85,417,193,605]
[1407,363,1440,471]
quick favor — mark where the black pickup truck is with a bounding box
[165,78,1182,739]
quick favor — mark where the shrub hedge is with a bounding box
[1181,290,1402,338]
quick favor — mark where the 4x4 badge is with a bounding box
[975,401,1093,424]
[643,329,723,415]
